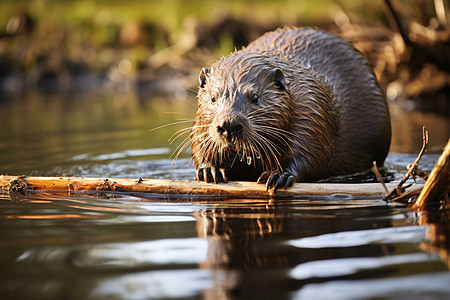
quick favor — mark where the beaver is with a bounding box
[190,27,391,191]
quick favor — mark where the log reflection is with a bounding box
[420,209,450,269]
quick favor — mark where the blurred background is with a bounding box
[1,0,448,103]
[0,0,449,175]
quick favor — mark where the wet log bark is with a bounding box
[413,139,450,210]
[0,175,404,199]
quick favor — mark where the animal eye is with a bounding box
[251,94,259,104]
[211,95,216,103]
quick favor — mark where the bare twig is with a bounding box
[383,0,410,44]
[384,0,450,71]
[384,127,428,201]
[434,0,448,28]
[408,165,429,181]
[390,187,424,203]
[373,161,389,194]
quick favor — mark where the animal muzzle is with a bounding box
[216,118,244,143]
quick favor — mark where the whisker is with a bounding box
[186,87,199,94]
[250,131,286,171]
[163,111,195,117]
[171,136,192,162]
[149,119,195,133]
[258,130,294,153]
[169,127,192,144]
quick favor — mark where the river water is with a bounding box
[1,91,449,299]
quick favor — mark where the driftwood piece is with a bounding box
[384,127,428,202]
[0,175,404,199]
[413,139,450,210]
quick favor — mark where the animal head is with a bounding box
[191,52,295,174]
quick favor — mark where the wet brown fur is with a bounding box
[190,27,391,183]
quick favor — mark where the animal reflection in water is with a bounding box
[192,201,399,298]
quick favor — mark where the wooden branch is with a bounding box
[384,127,428,201]
[0,175,404,199]
[384,0,450,71]
[413,139,450,210]
[434,0,448,27]
[373,161,389,194]
[383,0,410,44]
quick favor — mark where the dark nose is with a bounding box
[217,119,243,142]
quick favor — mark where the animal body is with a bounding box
[190,27,391,190]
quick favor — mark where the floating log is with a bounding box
[0,175,405,199]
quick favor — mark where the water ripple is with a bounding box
[288,225,428,248]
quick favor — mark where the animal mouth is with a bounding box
[202,117,288,174]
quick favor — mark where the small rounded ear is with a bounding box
[269,68,285,91]
[199,68,210,88]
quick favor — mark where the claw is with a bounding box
[274,173,289,191]
[257,170,272,184]
[284,175,294,189]
[205,168,214,183]
[258,170,295,192]
[210,166,219,183]
[195,165,227,184]
[211,166,227,183]
[219,168,228,183]
[195,168,204,181]
[266,172,279,191]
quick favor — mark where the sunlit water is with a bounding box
[1,91,449,299]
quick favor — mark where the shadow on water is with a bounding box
[0,91,449,299]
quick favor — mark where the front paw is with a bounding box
[195,165,228,183]
[257,170,294,191]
